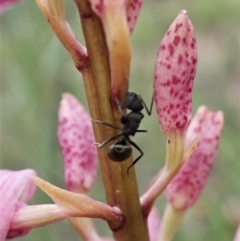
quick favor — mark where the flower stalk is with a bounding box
[10,205,67,229]
[157,204,184,241]
[31,176,124,230]
[73,1,149,240]
[35,0,88,71]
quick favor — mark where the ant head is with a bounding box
[108,139,132,162]
[124,92,144,112]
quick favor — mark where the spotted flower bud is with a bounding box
[166,106,224,210]
[58,93,97,193]
[154,10,197,134]
[127,0,143,35]
[158,106,224,241]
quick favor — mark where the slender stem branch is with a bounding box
[141,131,185,215]
[158,204,184,241]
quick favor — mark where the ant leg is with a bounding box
[126,138,144,175]
[142,91,154,116]
[136,130,147,133]
[96,133,123,148]
[91,118,121,130]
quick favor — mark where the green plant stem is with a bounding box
[141,131,185,215]
[74,1,149,240]
[158,204,184,241]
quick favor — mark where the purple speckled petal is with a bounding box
[154,10,197,134]
[127,0,143,35]
[58,93,97,192]
[166,106,224,210]
[148,207,161,241]
[0,169,37,241]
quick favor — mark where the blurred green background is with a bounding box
[1,0,239,240]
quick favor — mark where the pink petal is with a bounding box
[234,225,240,241]
[58,93,97,192]
[127,0,143,35]
[0,0,21,14]
[166,106,224,210]
[154,10,197,134]
[9,204,67,235]
[0,169,37,241]
[148,207,161,241]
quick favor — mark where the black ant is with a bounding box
[92,92,153,175]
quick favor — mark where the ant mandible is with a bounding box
[92,92,153,175]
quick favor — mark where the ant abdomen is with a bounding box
[108,140,132,162]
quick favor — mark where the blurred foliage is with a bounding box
[0,0,239,240]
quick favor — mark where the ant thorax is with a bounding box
[120,112,144,136]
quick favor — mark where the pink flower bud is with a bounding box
[154,10,197,134]
[148,207,161,241]
[58,93,97,192]
[234,225,240,241]
[0,169,36,240]
[166,106,224,210]
[127,0,143,35]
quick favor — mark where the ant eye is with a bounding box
[108,144,132,162]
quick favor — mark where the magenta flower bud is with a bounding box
[154,10,197,134]
[166,106,224,210]
[58,93,97,193]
